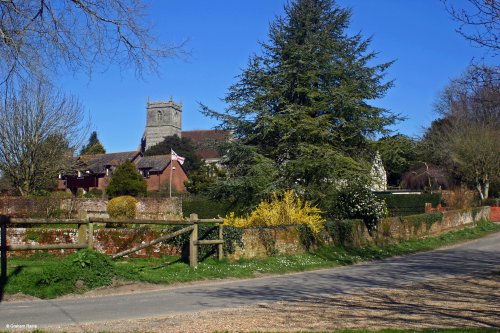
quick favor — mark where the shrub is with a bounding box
[224,190,324,235]
[107,195,137,219]
[332,183,387,231]
[13,249,115,299]
[106,160,147,198]
[68,249,115,288]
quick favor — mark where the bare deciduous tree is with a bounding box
[425,65,500,199]
[0,81,87,195]
[450,123,499,199]
[0,0,183,85]
[442,0,499,54]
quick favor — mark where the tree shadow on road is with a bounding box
[182,247,500,329]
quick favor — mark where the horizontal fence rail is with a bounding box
[112,225,195,259]
[7,218,87,224]
[0,213,225,279]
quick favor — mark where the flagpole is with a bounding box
[169,149,173,198]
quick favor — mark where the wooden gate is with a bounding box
[0,213,224,280]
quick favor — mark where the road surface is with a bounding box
[0,232,499,329]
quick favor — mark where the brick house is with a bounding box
[136,155,187,192]
[61,151,187,194]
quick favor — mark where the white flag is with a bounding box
[171,149,185,165]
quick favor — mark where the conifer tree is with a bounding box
[106,160,147,198]
[203,0,399,209]
[80,131,106,155]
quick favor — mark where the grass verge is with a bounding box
[3,220,500,299]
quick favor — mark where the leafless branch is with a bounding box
[0,0,186,85]
[429,64,500,199]
[442,0,499,54]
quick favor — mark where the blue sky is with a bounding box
[59,0,495,153]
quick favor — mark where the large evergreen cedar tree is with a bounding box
[202,0,399,210]
[144,135,202,173]
[106,160,147,198]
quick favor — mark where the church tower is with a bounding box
[142,97,182,151]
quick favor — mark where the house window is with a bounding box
[106,167,110,176]
[77,170,82,177]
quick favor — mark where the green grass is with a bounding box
[3,220,500,299]
[3,249,114,299]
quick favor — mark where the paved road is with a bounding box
[1,232,499,329]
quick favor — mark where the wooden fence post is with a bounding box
[189,214,198,268]
[218,223,224,261]
[87,219,94,250]
[0,215,8,282]
[77,222,88,246]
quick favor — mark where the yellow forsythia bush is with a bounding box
[107,195,137,219]
[224,190,324,234]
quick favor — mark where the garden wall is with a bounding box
[0,197,182,219]
[6,227,181,258]
[3,206,491,259]
[228,206,491,259]
[491,206,500,222]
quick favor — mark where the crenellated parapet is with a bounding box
[143,97,182,150]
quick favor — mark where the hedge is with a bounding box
[182,196,232,219]
[376,193,441,217]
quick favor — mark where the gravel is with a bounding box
[45,270,500,332]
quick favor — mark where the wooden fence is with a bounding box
[0,214,224,280]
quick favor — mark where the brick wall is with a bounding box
[6,227,180,258]
[491,207,500,222]
[2,207,492,259]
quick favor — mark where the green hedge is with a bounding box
[376,193,441,217]
[182,196,232,219]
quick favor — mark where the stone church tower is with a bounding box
[142,97,182,151]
